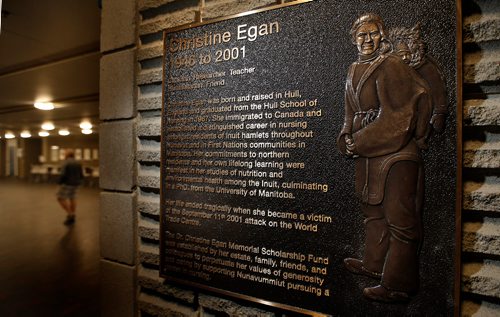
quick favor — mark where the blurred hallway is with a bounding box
[0,179,100,316]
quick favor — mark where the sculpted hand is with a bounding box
[431,114,446,133]
[345,135,356,156]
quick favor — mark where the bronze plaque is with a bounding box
[160,0,460,315]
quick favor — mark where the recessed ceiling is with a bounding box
[0,0,101,137]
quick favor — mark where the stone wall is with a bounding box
[99,0,500,315]
[99,0,138,316]
[461,0,500,315]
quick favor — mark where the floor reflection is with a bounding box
[0,178,100,316]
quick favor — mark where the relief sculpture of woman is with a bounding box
[337,13,433,302]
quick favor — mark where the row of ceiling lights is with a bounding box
[2,102,94,139]
[3,122,93,139]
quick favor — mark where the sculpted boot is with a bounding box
[363,285,411,302]
[343,258,382,280]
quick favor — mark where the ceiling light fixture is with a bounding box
[20,131,32,138]
[79,121,92,130]
[5,132,15,139]
[58,129,70,136]
[34,102,54,110]
[38,131,50,137]
[41,122,55,130]
[81,129,93,135]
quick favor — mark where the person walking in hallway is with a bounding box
[57,151,84,225]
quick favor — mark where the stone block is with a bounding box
[463,0,500,43]
[138,149,161,163]
[138,68,163,85]
[138,43,163,61]
[138,96,162,111]
[139,0,178,11]
[138,164,161,190]
[463,217,500,256]
[139,243,160,266]
[138,175,161,189]
[139,225,160,241]
[463,177,500,212]
[462,299,500,317]
[101,260,136,317]
[204,0,276,20]
[138,266,195,303]
[139,215,160,239]
[101,0,137,52]
[137,96,161,110]
[464,42,500,84]
[462,260,500,299]
[464,97,500,126]
[138,194,160,216]
[139,293,197,317]
[140,8,196,36]
[464,132,500,168]
[138,190,160,213]
[465,18,500,43]
[99,120,136,191]
[100,49,137,120]
[199,294,275,317]
[464,147,500,168]
[101,191,137,264]
[137,116,161,138]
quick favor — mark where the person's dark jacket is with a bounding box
[58,158,84,186]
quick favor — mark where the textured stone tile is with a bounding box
[464,97,500,126]
[101,0,137,52]
[463,217,500,256]
[138,95,162,111]
[138,165,161,189]
[138,116,161,137]
[138,42,164,61]
[139,216,160,241]
[464,148,500,168]
[138,266,195,303]
[139,226,160,242]
[140,8,196,36]
[139,293,197,317]
[101,260,136,317]
[138,68,163,85]
[139,0,178,11]
[199,294,275,317]
[464,132,500,168]
[462,260,500,299]
[464,42,500,84]
[138,149,162,163]
[463,177,500,212]
[462,299,500,317]
[139,243,160,266]
[138,192,161,216]
[463,0,500,44]
[465,18,500,44]
[100,49,137,120]
[138,138,161,163]
[99,120,136,191]
[203,0,276,20]
[101,191,138,264]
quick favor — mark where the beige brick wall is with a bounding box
[461,0,500,315]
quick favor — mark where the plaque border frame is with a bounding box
[158,1,463,315]
[454,2,463,316]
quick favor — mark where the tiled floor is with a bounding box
[0,178,100,316]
